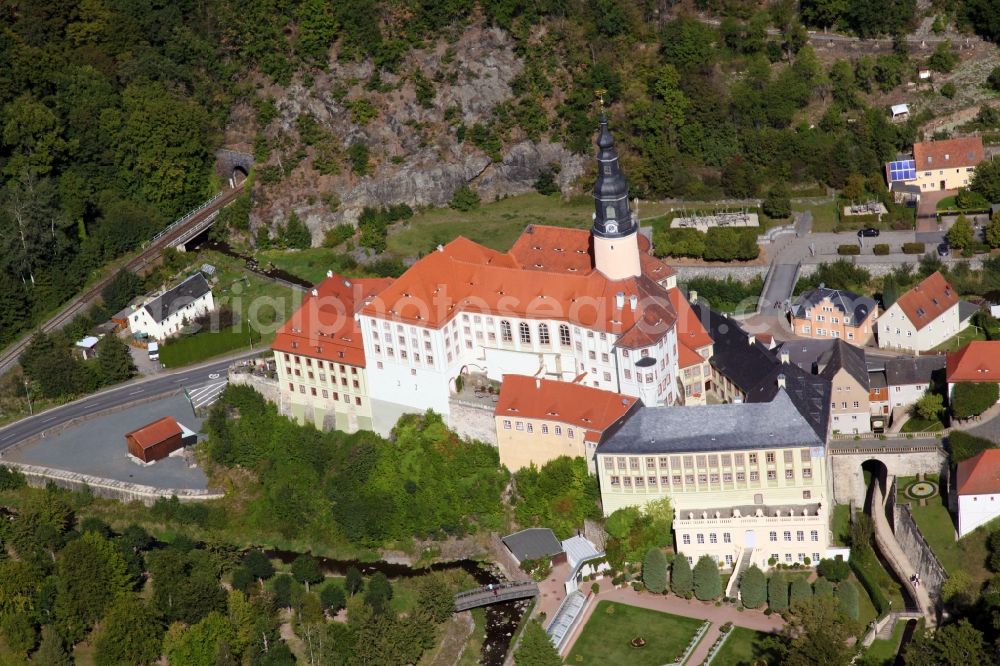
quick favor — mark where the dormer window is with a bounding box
[944,154,950,160]
[916,308,925,317]
[927,156,933,164]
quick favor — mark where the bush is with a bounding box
[768,572,788,612]
[814,577,835,598]
[762,184,792,219]
[836,580,860,620]
[952,382,1000,420]
[322,224,354,248]
[817,557,851,583]
[347,142,370,176]
[671,556,694,597]
[449,186,480,211]
[642,548,669,594]
[949,431,997,463]
[838,244,860,256]
[591,582,600,595]
[850,547,890,615]
[739,565,767,609]
[0,466,26,491]
[654,227,706,259]
[873,243,890,255]
[790,577,813,607]
[902,242,926,254]
[703,227,760,262]
[693,555,722,601]
[941,82,957,99]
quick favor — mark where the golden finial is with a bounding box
[595,89,607,110]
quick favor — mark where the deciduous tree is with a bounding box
[94,596,163,666]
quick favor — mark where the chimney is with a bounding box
[437,244,445,252]
[326,270,333,278]
[748,334,756,346]
[615,292,625,309]
[535,378,540,389]
[689,290,698,304]
[311,288,318,296]
[628,294,638,310]
[777,373,786,389]
[780,350,790,364]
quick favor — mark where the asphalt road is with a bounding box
[0,351,258,453]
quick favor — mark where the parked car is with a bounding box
[857,227,880,238]
[937,243,950,257]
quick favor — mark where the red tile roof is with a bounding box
[360,228,681,348]
[272,273,393,367]
[495,374,640,441]
[669,290,712,369]
[913,136,984,170]
[947,341,1000,384]
[895,271,959,330]
[125,416,181,451]
[957,449,1000,496]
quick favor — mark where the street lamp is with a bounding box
[22,377,33,416]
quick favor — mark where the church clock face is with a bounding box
[605,221,618,234]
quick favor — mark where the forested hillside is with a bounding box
[4,0,1000,350]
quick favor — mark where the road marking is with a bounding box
[209,373,220,379]
[41,416,58,423]
[129,389,145,395]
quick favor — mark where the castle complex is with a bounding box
[271,118,837,571]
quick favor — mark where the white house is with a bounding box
[878,272,968,352]
[128,273,214,341]
[957,450,1000,537]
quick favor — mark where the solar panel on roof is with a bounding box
[888,159,916,182]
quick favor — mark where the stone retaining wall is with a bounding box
[672,265,770,284]
[0,460,223,505]
[895,503,948,602]
[228,371,281,405]
[447,400,497,446]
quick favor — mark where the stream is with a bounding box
[264,549,528,666]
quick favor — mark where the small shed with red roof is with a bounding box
[125,416,187,463]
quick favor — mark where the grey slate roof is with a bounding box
[791,287,876,324]
[744,362,831,441]
[885,355,946,387]
[868,369,888,390]
[501,528,563,562]
[959,300,980,323]
[692,304,779,393]
[776,339,835,373]
[596,390,824,455]
[817,339,870,389]
[143,274,211,324]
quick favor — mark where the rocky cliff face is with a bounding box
[225,24,586,244]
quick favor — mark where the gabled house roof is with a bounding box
[913,136,984,170]
[692,304,779,394]
[817,339,870,390]
[502,528,563,562]
[124,416,182,451]
[790,287,877,325]
[744,362,832,442]
[142,274,212,324]
[494,375,640,443]
[360,229,682,349]
[893,271,959,331]
[272,273,393,367]
[957,449,1000,496]
[885,355,946,387]
[947,341,1000,384]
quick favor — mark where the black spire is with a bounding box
[592,115,635,239]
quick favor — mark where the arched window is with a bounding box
[538,324,550,345]
[606,205,616,219]
[559,324,571,345]
[500,320,512,342]
[519,322,531,344]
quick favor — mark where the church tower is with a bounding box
[591,116,641,281]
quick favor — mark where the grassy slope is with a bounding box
[566,601,703,666]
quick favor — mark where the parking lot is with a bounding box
[2,393,210,491]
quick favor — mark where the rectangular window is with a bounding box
[610,476,620,485]
[750,472,759,481]
[785,554,793,563]
[503,420,512,430]
[767,470,777,481]
[555,426,562,436]
[783,531,792,542]
[527,423,533,433]
[542,424,549,435]
[604,458,614,470]
[811,530,819,542]
[803,468,812,479]
[796,531,805,542]
[683,534,690,545]
[724,533,731,543]
[766,452,775,463]
[785,469,794,480]
[696,534,705,544]
[749,453,758,464]
[769,531,777,542]
[515,422,524,431]
[709,533,718,544]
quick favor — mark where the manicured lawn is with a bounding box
[864,619,907,666]
[388,193,681,256]
[566,601,704,666]
[158,251,299,367]
[933,326,987,352]
[712,627,780,666]
[936,195,958,211]
[900,416,946,433]
[832,504,852,546]
[793,200,839,232]
[896,476,991,586]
